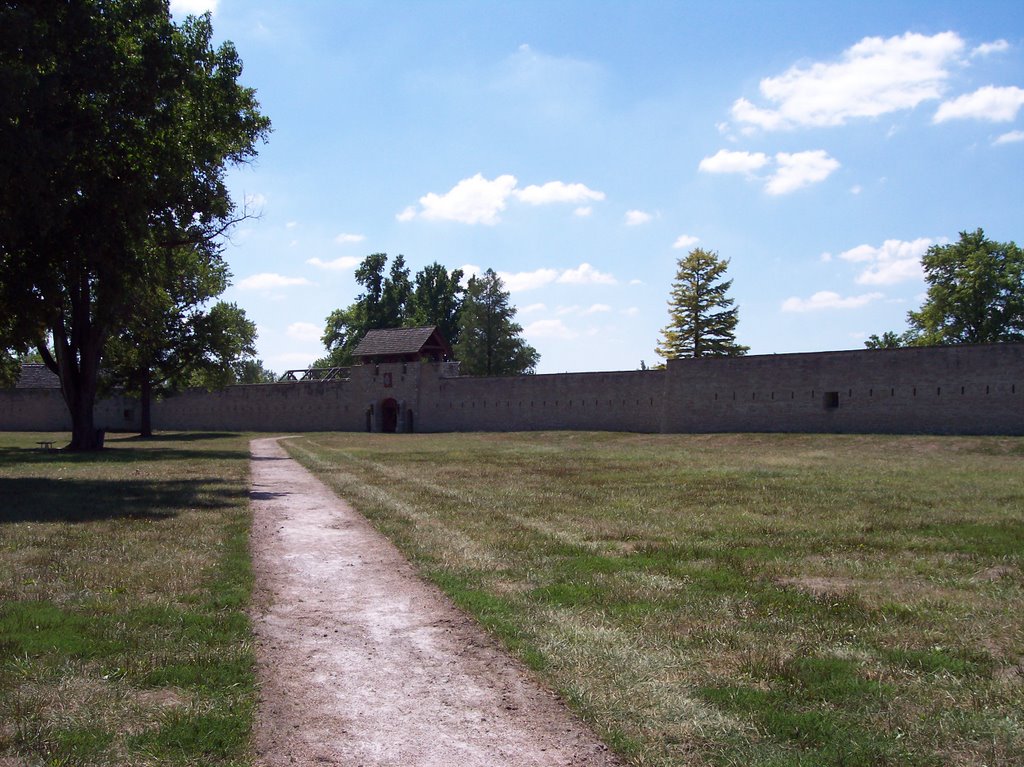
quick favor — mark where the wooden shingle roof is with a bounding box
[352,326,452,362]
[16,364,61,389]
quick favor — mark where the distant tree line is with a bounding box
[316,254,538,376]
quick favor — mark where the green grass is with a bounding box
[0,431,256,766]
[285,431,1024,767]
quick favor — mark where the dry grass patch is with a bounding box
[288,431,1024,767]
[0,431,256,766]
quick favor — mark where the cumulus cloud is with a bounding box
[401,173,605,225]
[237,273,312,291]
[701,149,839,194]
[731,31,964,130]
[334,233,365,244]
[838,237,933,285]
[624,210,653,226]
[972,39,1010,57]
[286,322,322,342]
[933,85,1024,123]
[497,262,616,291]
[306,256,362,271]
[514,181,605,205]
[994,130,1024,145]
[698,149,769,173]
[557,263,616,285]
[499,267,560,292]
[574,206,593,217]
[525,319,579,340]
[672,234,700,249]
[765,150,841,195]
[781,291,884,312]
[416,173,518,225]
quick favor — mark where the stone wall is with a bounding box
[2,343,1022,436]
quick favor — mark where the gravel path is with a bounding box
[248,436,622,766]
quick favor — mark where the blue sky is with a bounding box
[171,1,1024,375]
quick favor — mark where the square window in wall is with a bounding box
[823,391,840,409]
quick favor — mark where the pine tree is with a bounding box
[455,269,539,375]
[656,248,748,359]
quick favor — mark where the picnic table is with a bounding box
[36,440,55,451]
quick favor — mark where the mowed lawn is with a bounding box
[0,432,256,766]
[285,431,1024,767]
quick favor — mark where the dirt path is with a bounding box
[248,436,622,767]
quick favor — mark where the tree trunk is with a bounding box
[140,373,153,438]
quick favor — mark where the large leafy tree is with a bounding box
[656,248,748,359]
[408,262,465,345]
[454,269,538,376]
[319,255,464,367]
[101,244,257,436]
[907,229,1024,345]
[0,1,270,449]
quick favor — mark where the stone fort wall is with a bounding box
[2,343,1021,435]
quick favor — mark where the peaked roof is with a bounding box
[353,326,452,360]
[16,363,61,389]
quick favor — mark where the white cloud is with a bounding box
[244,192,267,209]
[838,237,934,285]
[286,322,322,342]
[521,303,547,314]
[584,303,612,314]
[334,233,365,244]
[498,267,560,292]
[972,40,1010,57]
[850,184,863,195]
[169,0,218,16]
[624,210,653,226]
[672,234,700,250]
[556,305,580,316]
[698,149,769,174]
[524,319,579,340]
[620,307,640,316]
[731,31,964,130]
[237,273,312,291]
[402,174,606,225]
[765,150,840,195]
[515,181,605,205]
[781,290,884,312]
[499,263,616,291]
[994,130,1024,145]
[573,206,593,217]
[286,221,299,229]
[557,262,616,285]
[416,173,518,225]
[306,256,362,271]
[933,85,1024,123]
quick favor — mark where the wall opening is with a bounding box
[381,398,399,433]
[824,391,840,409]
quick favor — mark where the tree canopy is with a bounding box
[865,229,1023,349]
[0,1,270,448]
[454,269,539,376]
[318,254,464,367]
[656,248,748,359]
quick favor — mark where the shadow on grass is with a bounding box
[122,432,242,443]
[0,446,246,468]
[0,477,243,524]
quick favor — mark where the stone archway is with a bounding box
[381,398,399,433]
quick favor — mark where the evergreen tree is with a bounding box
[656,248,748,359]
[408,263,465,345]
[455,269,539,376]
